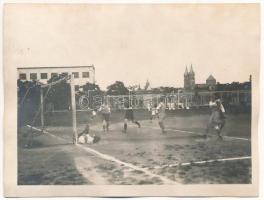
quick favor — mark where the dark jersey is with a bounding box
[102,113,110,121]
[124,108,134,121]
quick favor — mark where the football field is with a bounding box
[18,110,251,185]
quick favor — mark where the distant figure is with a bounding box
[147,102,154,122]
[91,109,97,120]
[205,99,226,140]
[150,103,157,122]
[122,104,141,133]
[98,102,111,132]
[147,102,152,112]
[157,99,166,134]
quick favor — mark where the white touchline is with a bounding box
[141,125,250,141]
[151,156,252,169]
[26,125,179,184]
[224,136,250,141]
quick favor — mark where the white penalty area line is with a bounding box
[151,156,252,169]
[142,125,250,142]
[76,143,178,184]
[26,125,179,185]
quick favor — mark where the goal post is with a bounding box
[40,88,44,129]
[70,75,78,144]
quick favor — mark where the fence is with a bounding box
[77,90,251,111]
[18,89,251,127]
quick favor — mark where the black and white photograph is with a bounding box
[3,3,260,197]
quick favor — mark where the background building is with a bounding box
[206,74,216,86]
[17,65,95,86]
[183,65,217,91]
[195,74,217,91]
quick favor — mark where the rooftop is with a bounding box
[207,74,216,80]
[17,65,95,70]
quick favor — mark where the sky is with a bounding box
[4,4,260,90]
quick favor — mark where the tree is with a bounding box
[79,82,103,109]
[106,81,129,95]
[160,87,177,94]
[81,82,102,95]
[46,74,71,110]
[17,79,41,126]
[150,86,177,94]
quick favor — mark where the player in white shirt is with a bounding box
[157,99,166,134]
[148,102,157,122]
[205,98,226,140]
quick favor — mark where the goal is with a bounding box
[18,75,78,147]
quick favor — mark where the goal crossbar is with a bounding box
[40,76,70,88]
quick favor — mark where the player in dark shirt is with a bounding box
[122,104,141,133]
[99,103,111,132]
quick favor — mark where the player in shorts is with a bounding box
[122,104,141,133]
[147,102,152,121]
[149,103,157,123]
[204,98,226,140]
[157,99,166,134]
[98,102,111,132]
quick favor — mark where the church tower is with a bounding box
[184,66,189,89]
[184,64,195,90]
[189,64,195,90]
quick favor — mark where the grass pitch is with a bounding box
[18,110,251,185]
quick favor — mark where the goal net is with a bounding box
[17,74,79,147]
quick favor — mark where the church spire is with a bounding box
[189,64,194,75]
[184,65,188,76]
